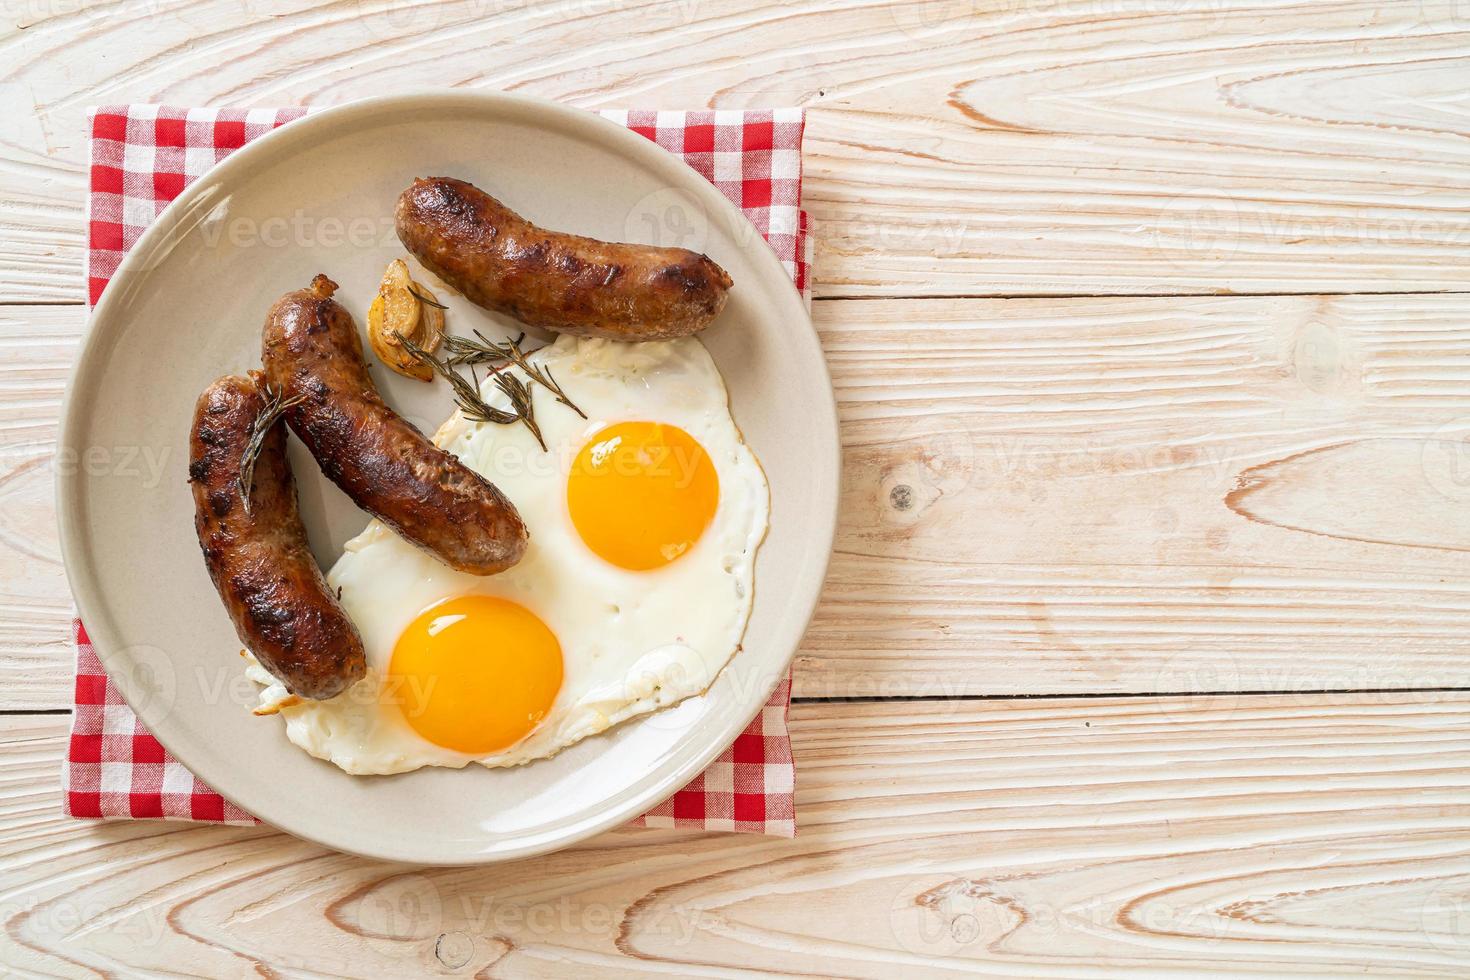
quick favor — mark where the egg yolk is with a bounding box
[389,595,563,755]
[567,421,719,571]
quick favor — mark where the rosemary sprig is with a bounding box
[239,385,303,515]
[407,285,448,310]
[398,333,547,450]
[398,333,516,424]
[441,330,586,419]
[485,365,545,451]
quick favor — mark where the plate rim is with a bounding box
[55,90,839,864]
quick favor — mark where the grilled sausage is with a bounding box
[395,176,733,341]
[189,371,366,700]
[261,275,528,575]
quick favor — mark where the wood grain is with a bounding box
[0,307,79,709]
[6,0,1470,974]
[800,292,1470,697]
[9,294,1470,706]
[7,695,1470,976]
[3,0,1470,301]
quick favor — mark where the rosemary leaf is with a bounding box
[239,385,304,515]
[399,332,547,449]
[489,366,546,451]
[407,285,448,310]
[442,330,586,419]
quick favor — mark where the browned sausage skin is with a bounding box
[395,177,733,341]
[189,371,366,700]
[261,275,528,575]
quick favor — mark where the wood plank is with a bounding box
[3,0,1469,301]
[5,694,1470,975]
[9,294,1470,706]
[799,292,1470,697]
[0,306,79,709]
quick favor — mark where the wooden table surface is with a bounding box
[5,0,1470,975]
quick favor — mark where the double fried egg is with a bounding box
[248,335,769,774]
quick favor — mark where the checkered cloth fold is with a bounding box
[67,103,811,838]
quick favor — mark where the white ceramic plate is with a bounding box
[56,92,838,864]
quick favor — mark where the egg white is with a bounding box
[247,335,770,774]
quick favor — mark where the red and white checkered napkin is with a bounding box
[66,104,811,838]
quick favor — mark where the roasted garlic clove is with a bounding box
[367,258,444,382]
